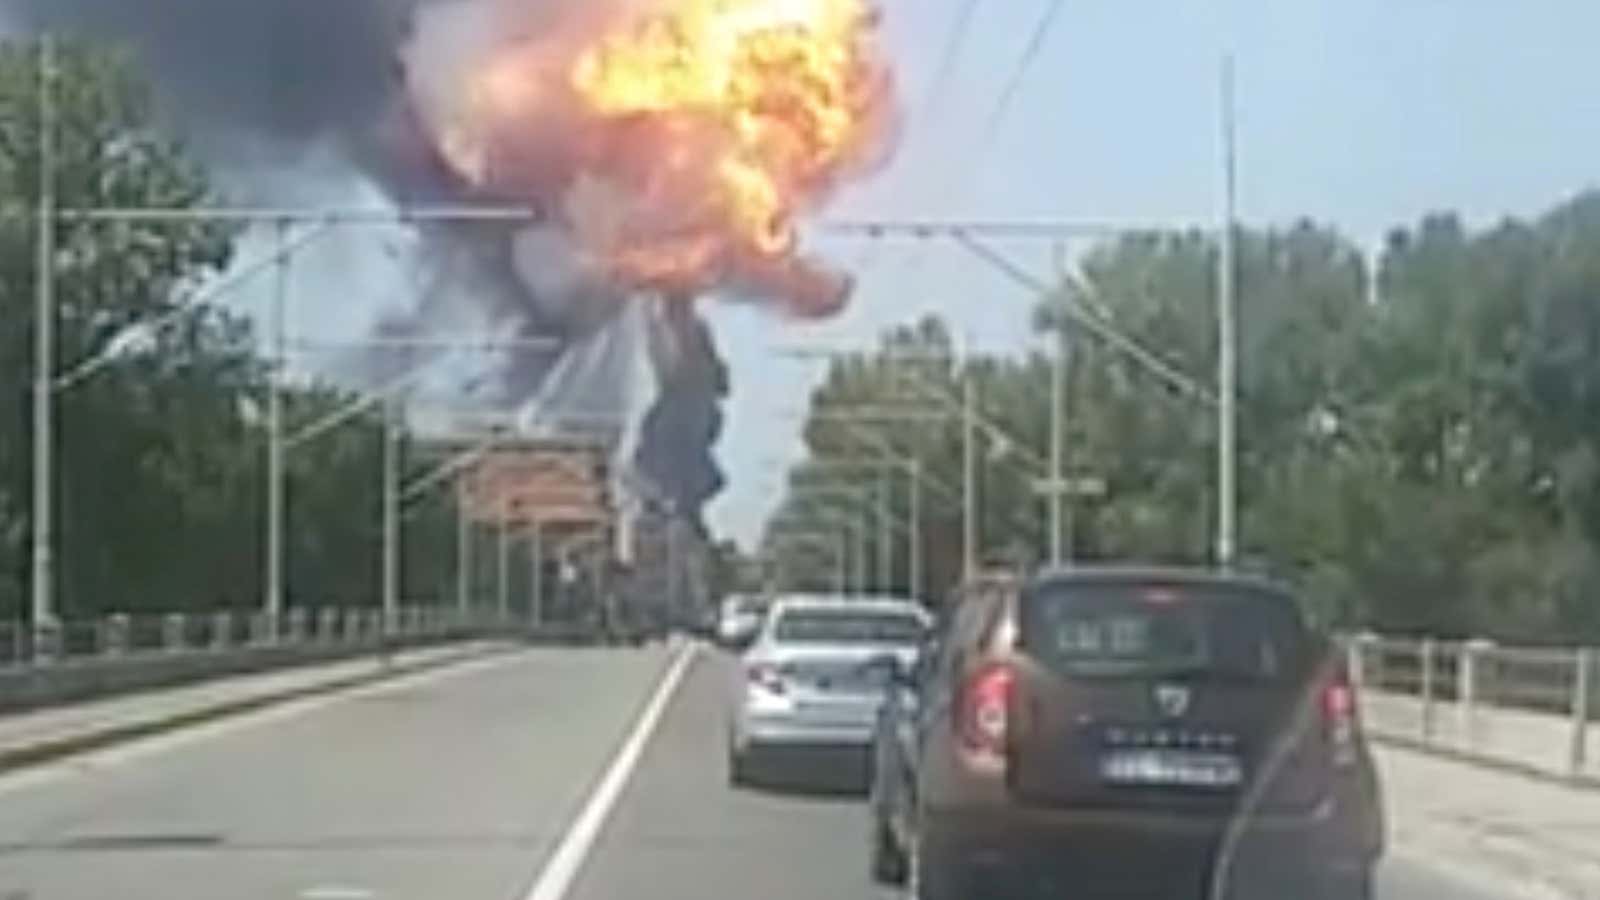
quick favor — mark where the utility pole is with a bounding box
[854,517,869,595]
[456,495,472,618]
[1049,319,1067,566]
[908,459,923,601]
[30,36,57,650]
[381,399,401,634]
[496,497,511,624]
[1217,56,1240,569]
[666,507,680,618]
[878,471,892,592]
[530,520,543,627]
[835,532,848,596]
[265,220,289,634]
[962,376,979,581]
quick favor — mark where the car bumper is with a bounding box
[734,712,877,749]
[922,800,1373,898]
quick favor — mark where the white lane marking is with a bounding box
[521,643,697,900]
[300,886,376,900]
[0,649,524,797]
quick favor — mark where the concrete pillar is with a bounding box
[163,613,188,653]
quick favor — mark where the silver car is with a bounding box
[715,593,769,648]
[727,596,929,787]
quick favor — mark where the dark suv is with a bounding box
[869,566,1384,900]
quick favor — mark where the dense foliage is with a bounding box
[766,198,1600,644]
[0,40,457,622]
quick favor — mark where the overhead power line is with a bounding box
[919,0,984,122]
[976,0,1068,145]
[818,218,1186,239]
[952,231,1218,406]
[943,0,1068,206]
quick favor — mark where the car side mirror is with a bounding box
[726,631,758,653]
[862,653,915,688]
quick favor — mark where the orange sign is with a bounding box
[458,448,610,526]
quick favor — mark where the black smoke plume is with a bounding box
[2,0,729,522]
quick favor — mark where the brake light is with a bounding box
[958,663,1015,770]
[1322,671,1358,767]
[746,662,786,695]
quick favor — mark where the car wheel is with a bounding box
[727,746,753,788]
[870,817,908,886]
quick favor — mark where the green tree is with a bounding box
[767,197,1600,643]
[0,39,462,623]
[0,39,236,619]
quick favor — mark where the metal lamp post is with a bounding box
[30,37,58,654]
[1216,56,1240,569]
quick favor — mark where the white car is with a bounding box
[728,596,929,787]
[716,594,769,647]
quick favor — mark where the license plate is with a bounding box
[1100,750,1243,788]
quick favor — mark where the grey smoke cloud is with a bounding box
[1,0,732,521]
[7,0,405,143]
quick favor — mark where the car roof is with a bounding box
[1026,564,1294,596]
[769,595,930,621]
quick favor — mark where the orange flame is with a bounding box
[443,0,894,312]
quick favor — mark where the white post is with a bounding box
[381,400,400,635]
[1049,321,1066,566]
[1420,637,1436,746]
[30,36,58,650]
[962,376,978,580]
[265,220,289,635]
[833,533,847,596]
[854,517,868,595]
[878,470,892,592]
[1571,648,1593,778]
[1461,639,1494,751]
[908,459,923,601]
[1216,55,1240,569]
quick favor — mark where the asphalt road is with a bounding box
[0,644,1506,900]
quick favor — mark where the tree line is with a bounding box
[0,41,459,623]
[768,194,1600,644]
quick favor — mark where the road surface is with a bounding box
[0,645,1501,899]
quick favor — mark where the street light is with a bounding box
[791,458,917,596]
[766,531,848,594]
[823,426,976,602]
[30,37,57,650]
[782,484,892,593]
[781,359,1056,582]
[768,509,864,593]
[1217,56,1240,568]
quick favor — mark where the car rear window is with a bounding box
[773,609,926,645]
[1020,581,1308,680]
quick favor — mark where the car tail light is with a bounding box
[746,662,786,695]
[958,662,1015,770]
[1322,669,1358,767]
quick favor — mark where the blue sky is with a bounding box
[703,0,1600,547]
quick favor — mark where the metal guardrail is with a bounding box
[1347,634,1597,783]
[0,607,498,670]
[0,606,570,713]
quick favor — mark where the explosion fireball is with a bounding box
[432,0,897,317]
